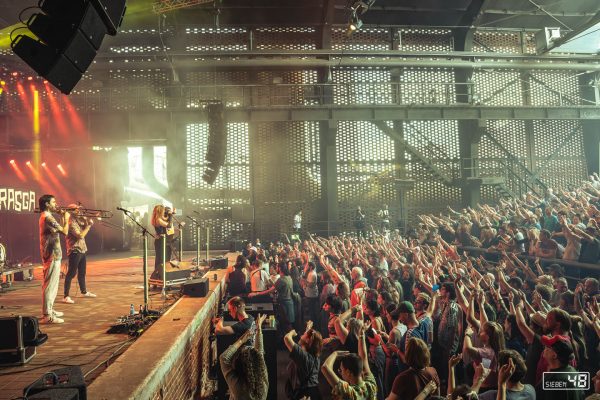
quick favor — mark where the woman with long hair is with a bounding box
[463,321,506,390]
[150,204,171,279]
[220,314,269,400]
[386,337,440,400]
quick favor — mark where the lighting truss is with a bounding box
[152,0,214,14]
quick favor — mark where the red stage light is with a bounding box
[11,72,18,77]
[27,76,33,81]
[41,162,46,167]
[26,160,31,166]
[9,159,15,164]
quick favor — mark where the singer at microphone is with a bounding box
[117,207,130,214]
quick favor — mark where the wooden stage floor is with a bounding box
[0,250,226,400]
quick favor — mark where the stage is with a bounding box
[0,250,229,400]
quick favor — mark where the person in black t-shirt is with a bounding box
[214,296,256,341]
[284,320,323,400]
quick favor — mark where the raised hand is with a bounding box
[256,313,267,327]
[498,357,515,385]
[448,353,462,368]
[305,320,313,331]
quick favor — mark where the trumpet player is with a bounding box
[63,204,96,304]
[38,194,69,324]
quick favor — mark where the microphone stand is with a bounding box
[172,214,184,263]
[118,208,156,310]
[193,210,209,264]
[187,215,201,268]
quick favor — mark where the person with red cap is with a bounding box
[537,334,584,400]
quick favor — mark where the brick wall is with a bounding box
[88,265,230,400]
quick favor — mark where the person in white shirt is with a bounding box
[293,210,302,233]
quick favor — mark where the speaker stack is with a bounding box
[202,102,227,184]
[11,0,127,94]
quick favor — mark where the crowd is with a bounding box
[218,175,600,400]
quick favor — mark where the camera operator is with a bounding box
[213,296,256,340]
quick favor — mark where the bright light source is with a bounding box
[11,72,18,77]
[41,162,46,167]
[26,161,31,166]
[0,81,5,85]
[27,76,33,81]
[9,159,15,164]
[57,163,66,176]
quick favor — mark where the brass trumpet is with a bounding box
[35,206,113,219]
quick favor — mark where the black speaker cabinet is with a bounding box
[216,323,277,400]
[28,388,80,400]
[209,257,228,270]
[25,366,86,400]
[0,316,37,366]
[182,277,209,297]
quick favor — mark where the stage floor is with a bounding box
[0,250,226,400]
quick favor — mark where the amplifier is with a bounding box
[209,257,228,269]
[25,366,86,400]
[0,316,38,366]
[182,277,209,297]
[149,263,193,288]
[216,323,277,400]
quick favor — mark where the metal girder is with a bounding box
[82,56,600,72]
[152,0,214,14]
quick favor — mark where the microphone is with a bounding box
[116,207,130,214]
[193,210,200,215]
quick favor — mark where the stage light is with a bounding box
[57,163,66,176]
[26,161,31,166]
[0,81,5,85]
[11,72,18,76]
[27,76,33,81]
[41,162,46,167]
[9,159,15,164]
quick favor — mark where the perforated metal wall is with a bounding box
[331,27,390,50]
[184,27,248,51]
[530,70,581,106]
[254,27,317,50]
[332,68,392,105]
[399,67,456,105]
[403,120,462,220]
[185,122,251,247]
[337,121,398,232]
[399,28,453,51]
[472,69,523,106]
[473,31,524,54]
[253,121,321,240]
[532,120,587,190]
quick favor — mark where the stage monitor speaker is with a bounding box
[182,277,209,297]
[28,388,79,400]
[25,366,86,400]
[0,316,46,366]
[216,325,277,400]
[209,257,228,269]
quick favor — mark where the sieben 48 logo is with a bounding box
[543,371,590,391]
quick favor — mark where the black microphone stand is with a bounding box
[118,208,156,310]
[187,215,201,267]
